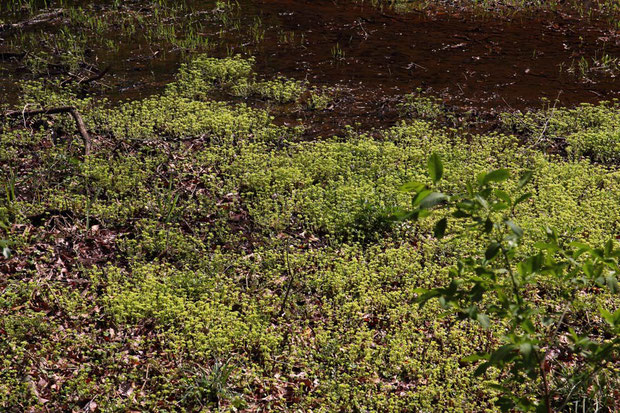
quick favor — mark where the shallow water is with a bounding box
[1,0,618,135]
[252,0,619,130]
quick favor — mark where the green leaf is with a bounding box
[505,220,523,239]
[605,276,619,294]
[453,210,470,218]
[600,308,615,326]
[391,209,418,222]
[604,239,614,257]
[419,192,448,210]
[494,190,512,205]
[412,189,432,207]
[457,200,476,211]
[418,209,431,219]
[519,342,533,357]
[489,344,515,364]
[474,361,492,376]
[428,153,443,184]
[399,181,426,193]
[568,241,590,250]
[491,202,509,211]
[461,353,489,363]
[545,226,557,241]
[534,241,557,252]
[476,313,491,329]
[518,170,534,189]
[513,192,532,208]
[485,242,501,260]
[484,218,494,233]
[475,194,489,210]
[482,169,510,185]
[434,218,447,239]
[414,289,442,307]
[521,318,536,334]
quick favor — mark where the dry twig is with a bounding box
[3,106,92,155]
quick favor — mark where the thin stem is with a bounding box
[501,246,522,306]
[490,219,521,305]
[534,350,552,413]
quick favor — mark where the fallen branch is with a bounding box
[61,65,111,87]
[0,9,64,34]
[3,106,91,155]
[79,65,111,85]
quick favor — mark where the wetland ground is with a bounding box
[1,0,619,411]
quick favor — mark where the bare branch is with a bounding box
[0,9,64,34]
[2,106,91,155]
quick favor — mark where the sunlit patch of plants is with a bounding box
[357,0,620,19]
[561,53,620,82]
[330,42,347,64]
[1,46,619,412]
[171,54,335,108]
[502,98,620,163]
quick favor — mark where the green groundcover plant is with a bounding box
[2,51,620,411]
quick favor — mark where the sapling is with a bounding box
[396,154,620,412]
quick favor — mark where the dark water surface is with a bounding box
[1,0,619,135]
